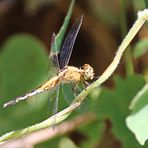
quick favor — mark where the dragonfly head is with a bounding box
[80,64,94,80]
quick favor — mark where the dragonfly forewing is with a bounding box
[59,15,83,69]
[49,33,60,73]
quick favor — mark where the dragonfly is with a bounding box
[3,16,95,109]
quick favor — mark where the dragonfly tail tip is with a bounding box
[3,101,14,108]
[3,103,8,108]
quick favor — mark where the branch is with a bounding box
[0,113,95,147]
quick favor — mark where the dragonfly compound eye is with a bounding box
[81,64,94,80]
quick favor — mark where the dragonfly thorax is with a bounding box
[58,66,81,83]
[80,64,94,80]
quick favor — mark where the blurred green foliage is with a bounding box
[126,83,148,145]
[133,39,148,58]
[0,0,148,147]
[95,75,148,148]
[0,34,51,134]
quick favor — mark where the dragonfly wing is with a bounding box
[53,84,60,115]
[61,82,89,112]
[49,33,60,73]
[48,33,61,80]
[59,16,83,69]
[51,84,60,127]
[61,83,75,105]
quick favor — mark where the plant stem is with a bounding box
[120,0,134,75]
[56,0,75,51]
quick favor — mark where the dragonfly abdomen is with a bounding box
[37,76,59,91]
[3,89,43,108]
[3,77,59,108]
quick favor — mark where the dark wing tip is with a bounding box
[3,103,7,108]
[3,102,10,108]
[3,99,18,108]
[75,15,84,26]
[51,32,56,41]
[59,15,84,69]
[80,15,84,22]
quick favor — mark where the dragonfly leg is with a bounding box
[72,82,80,97]
[80,78,89,90]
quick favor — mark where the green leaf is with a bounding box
[126,83,148,145]
[0,34,49,99]
[129,83,148,110]
[133,39,148,58]
[95,75,148,148]
[0,34,50,133]
[55,0,75,51]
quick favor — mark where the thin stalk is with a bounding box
[120,0,134,75]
